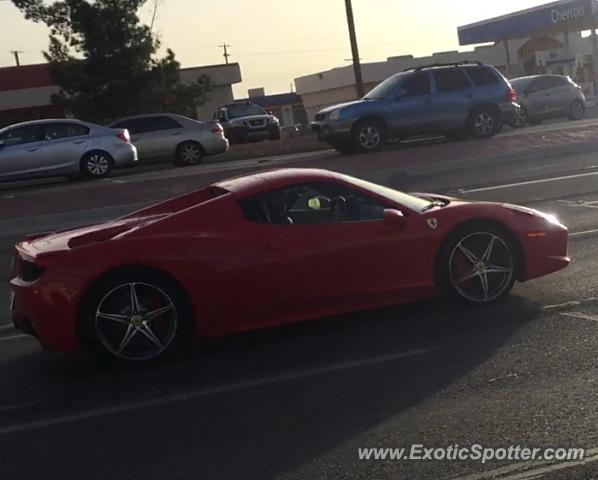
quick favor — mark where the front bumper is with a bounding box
[310,119,353,143]
[10,272,82,353]
[520,226,569,281]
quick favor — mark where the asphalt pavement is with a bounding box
[1,117,598,479]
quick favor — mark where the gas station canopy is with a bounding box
[458,0,598,45]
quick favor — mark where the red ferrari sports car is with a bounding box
[10,168,569,363]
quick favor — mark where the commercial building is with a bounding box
[0,62,242,127]
[296,0,598,121]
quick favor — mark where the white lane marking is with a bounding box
[448,447,598,480]
[0,333,29,342]
[0,347,440,436]
[570,228,598,237]
[458,170,598,194]
[560,311,598,323]
[543,297,598,310]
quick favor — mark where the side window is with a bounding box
[44,123,89,140]
[544,76,567,89]
[0,125,43,146]
[434,68,472,93]
[241,182,388,225]
[464,66,499,86]
[401,72,430,97]
[527,77,560,93]
[148,116,182,131]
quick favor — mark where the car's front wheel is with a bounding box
[81,151,113,179]
[468,109,501,139]
[352,119,385,153]
[175,141,204,166]
[509,107,528,128]
[81,272,192,364]
[438,224,517,304]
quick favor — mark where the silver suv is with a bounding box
[214,102,281,143]
[311,62,518,154]
[0,119,137,182]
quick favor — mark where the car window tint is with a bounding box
[434,68,471,93]
[544,76,568,89]
[149,116,182,130]
[464,66,499,86]
[0,124,44,146]
[243,182,388,225]
[402,72,430,97]
[44,123,89,140]
[528,76,564,92]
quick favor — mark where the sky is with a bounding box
[0,0,556,98]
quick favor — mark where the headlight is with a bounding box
[270,117,279,124]
[329,109,341,120]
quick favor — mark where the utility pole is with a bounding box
[344,0,364,98]
[10,50,23,67]
[219,43,231,65]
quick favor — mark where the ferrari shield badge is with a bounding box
[426,218,438,230]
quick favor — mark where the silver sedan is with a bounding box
[509,74,586,128]
[108,113,229,166]
[0,119,137,182]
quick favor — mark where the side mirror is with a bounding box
[384,209,407,229]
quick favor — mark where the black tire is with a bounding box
[351,119,385,153]
[80,270,193,365]
[468,108,501,139]
[568,100,585,121]
[437,223,517,304]
[80,151,113,179]
[174,141,204,166]
[509,107,528,128]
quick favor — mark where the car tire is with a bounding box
[352,119,385,153]
[468,108,501,139]
[174,141,204,166]
[80,151,114,179]
[568,100,585,121]
[437,223,517,304]
[509,107,528,128]
[80,270,193,365]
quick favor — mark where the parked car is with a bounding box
[509,74,585,128]
[0,119,137,182]
[214,102,281,143]
[311,61,518,154]
[108,113,228,166]
[11,168,568,364]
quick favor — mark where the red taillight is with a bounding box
[506,87,517,102]
[116,129,131,143]
[211,125,224,136]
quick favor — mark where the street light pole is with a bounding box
[345,0,364,98]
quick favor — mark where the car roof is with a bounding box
[0,118,96,132]
[109,113,193,124]
[212,168,336,197]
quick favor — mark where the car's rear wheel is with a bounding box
[352,119,385,153]
[569,100,585,121]
[81,272,192,364]
[468,109,500,139]
[509,107,528,128]
[81,151,113,179]
[175,141,204,166]
[437,224,517,304]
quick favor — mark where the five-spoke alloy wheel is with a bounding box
[439,225,517,304]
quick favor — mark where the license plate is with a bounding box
[9,290,15,312]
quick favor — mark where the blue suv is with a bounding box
[311,62,518,154]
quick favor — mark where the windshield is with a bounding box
[227,104,267,119]
[364,72,409,100]
[341,174,433,212]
